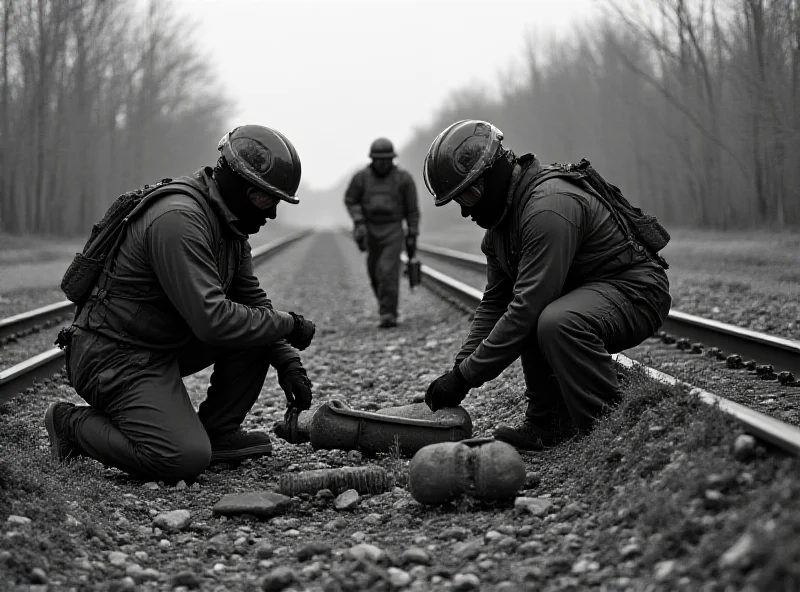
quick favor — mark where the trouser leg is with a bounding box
[366,245,380,297]
[177,339,272,439]
[536,282,665,433]
[374,236,402,318]
[65,332,210,482]
[519,345,571,428]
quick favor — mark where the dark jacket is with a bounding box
[344,165,420,235]
[456,155,671,386]
[74,167,299,367]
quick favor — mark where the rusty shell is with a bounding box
[279,465,392,497]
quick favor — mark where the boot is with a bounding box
[378,313,398,328]
[494,397,577,451]
[209,427,273,463]
[44,401,82,462]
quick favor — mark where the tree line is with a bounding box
[0,0,230,235]
[398,0,800,231]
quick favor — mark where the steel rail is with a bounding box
[0,301,74,342]
[0,229,312,406]
[418,243,800,376]
[417,258,800,457]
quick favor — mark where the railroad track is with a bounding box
[3,232,800,457]
[0,230,310,405]
[406,244,800,457]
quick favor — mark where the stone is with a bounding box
[388,567,412,587]
[108,551,128,567]
[572,558,600,574]
[440,526,469,541]
[261,567,297,592]
[297,541,332,561]
[29,567,48,584]
[212,491,293,518]
[620,543,641,558]
[171,571,201,589]
[143,482,160,490]
[452,541,483,560]
[654,560,678,581]
[256,543,274,559]
[334,489,360,511]
[153,509,191,532]
[452,573,481,590]
[6,515,31,526]
[347,543,384,562]
[515,497,554,516]
[495,582,517,592]
[363,513,383,526]
[517,541,544,556]
[719,532,757,569]
[401,547,430,565]
[733,434,757,461]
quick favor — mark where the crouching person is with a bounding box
[421,120,672,450]
[45,125,316,483]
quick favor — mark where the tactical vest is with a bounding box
[361,169,403,225]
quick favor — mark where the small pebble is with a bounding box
[388,567,411,587]
[452,572,481,590]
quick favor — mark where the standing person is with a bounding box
[45,125,317,483]
[421,120,671,450]
[344,137,420,328]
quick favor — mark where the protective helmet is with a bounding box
[369,137,396,159]
[423,120,504,207]
[218,125,302,204]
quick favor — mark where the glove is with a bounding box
[425,365,471,412]
[353,223,367,252]
[277,360,313,411]
[405,234,417,259]
[287,312,316,351]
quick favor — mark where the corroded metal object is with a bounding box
[279,465,392,497]
[307,400,473,457]
[408,437,526,505]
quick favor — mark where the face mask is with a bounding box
[371,159,393,178]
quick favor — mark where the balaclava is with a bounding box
[371,158,394,178]
[212,157,272,235]
[460,150,516,230]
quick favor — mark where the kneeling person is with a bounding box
[421,120,672,450]
[46,125,317,482]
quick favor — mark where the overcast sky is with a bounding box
[173,0,601,190]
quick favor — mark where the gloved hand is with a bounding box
[287,312,316,351]
[425,365,471,412]
[353,223,367,252]
[277,360,313,411]
[405,234,417,259]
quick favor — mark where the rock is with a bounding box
[346,450,363,464]
[440,526,469,541]
[347,543,384,562]
[334,489,360,511]
[452,573,481,590]
[620,543,641,558]
[65,514,81,527]
[171,570,201,589]
[297,541,332,561]
[143,482,160,490]
[733,434,757,461]
[401,547,430,565]
[0,551,11,563]
[514,497,554,516]
[518,541,544,556]
[452,541,482,560]
[111,577,136,591]
[316,489,334,500]
[153,509,191,532]
[351,531,367,543]
[363,513,383,526]
[29,567,48,584]
[6,515,31,526]
[719,532,757,569]
[388,567,412,587]
[495,582,517,592]
[212,491,293,518]
[261,566,297,592]
[108,551,128,567]
[158,539,172,549]
[174,480,188,490]
[256,543,274,559]
[324,517,348,531]
[572,558,600,574]
[654,560,678,581]
[484,530,502,542]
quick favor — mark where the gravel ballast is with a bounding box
[1,230,799,591]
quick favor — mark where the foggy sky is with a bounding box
[172,0,601,191]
